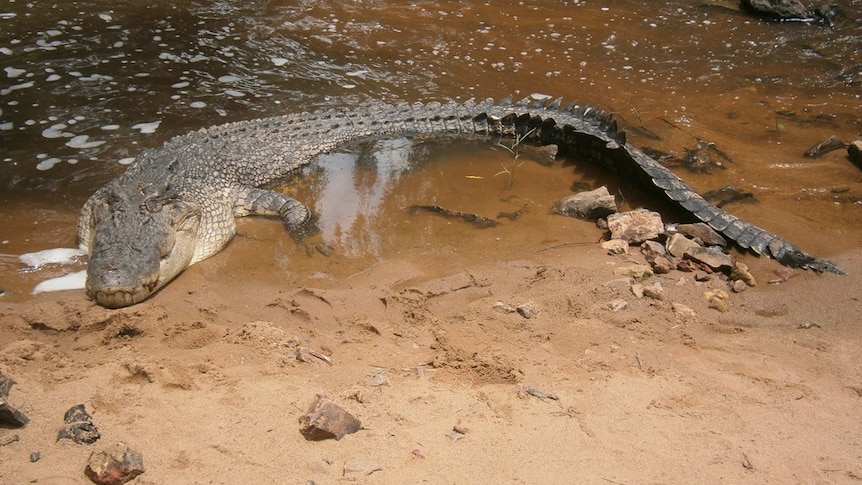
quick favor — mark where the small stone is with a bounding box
[642,282,664,300]
[631,283,645,299]
[641,240,667,258]
[84,442,145,485]
[613,264,654,280]
[709,297,730,313]
[730,262,757,287]
[492,301,516,314]
[367,369,390,387]
[704,289,730,301]
[666,233,700,258]
[694,270,711,282]
[732,279,748,293]
[29,451,40,462]
[58,404,100,445]
[607,209,664,244]
[600,239,629,255]
[554,186,617,220]
[298,395,361,441]
[516,301,540,319]
[649,256,674,274]
[674,222,727,247]
[849,140,862,169]
[607,299,628,312]
[684,246,734,270]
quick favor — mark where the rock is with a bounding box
[298,395,361,441]
[631,283,644,299]
[732,279,748,293]
[641,240,667,258]
[492,301,516,314]
[642,282,664,300]
[58,404,100,445]
[367,369,390,387]
[740,0,813,20]
[673,223,727,247]
[516,301,540,319]
[613,264,654,280]
[554,186,617,220]
[704,289,730,301]
[84,442,145,485]
[0,371,28,428]
[848,141,862,169]
[607,209,664,244]
[607,299,628,312]
[649,256,674,274]
[805,135,846,158]
[29,451,40,462]
[684,247,734,271]
[666,233,700,258]
[731,262,757,287]
[600,239,629,255]
[708,297,730,313]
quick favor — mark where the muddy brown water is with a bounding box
[1,1,861,302]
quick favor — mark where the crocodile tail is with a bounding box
[463,97,844,274]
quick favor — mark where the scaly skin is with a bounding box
[78,97,843,308]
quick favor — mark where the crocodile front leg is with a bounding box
[233,187,316,243]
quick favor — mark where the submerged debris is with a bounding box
[408,204,500,228]
[805,135,846,158]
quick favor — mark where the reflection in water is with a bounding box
[311,139,414,257]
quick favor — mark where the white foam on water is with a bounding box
[271,57,289,66]
[219,75,241,83]
[42,123,71,138]
[118,157,136,165]
[171,81,189,88]
[46,73,60,81]
[224,89,245,97]
[100,124,120,130]
[0,122,12,130]
[0,80,34,95]
[98,13,112,22]
[33,270,87,294]
[0,47,12,55]
[132,120,161,133]
[4,66,25,78]
[36,157,62,171]
[190,101,206,108]
[20,247,86,267]
[66,134,106,149]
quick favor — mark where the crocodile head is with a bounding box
[84,178,201,308]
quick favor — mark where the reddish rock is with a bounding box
[606,209,664,244]
[84,442,145,485]
[299,395,361,441]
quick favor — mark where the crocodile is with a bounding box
[78,97,844,308]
